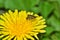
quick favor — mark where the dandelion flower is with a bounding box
[0,10,46,40]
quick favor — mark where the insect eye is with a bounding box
[26,15,36,20]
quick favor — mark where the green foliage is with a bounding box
[0,0,4,8]
[39,2,53,18]
[45,26,54,36]
[47,15,60,31]
[5,0,40,11]
[51,32,60,40]
[53,2,60,19]
[42,37,50,40]
[0,0,60,40]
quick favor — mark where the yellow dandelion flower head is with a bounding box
[0,10,46,40]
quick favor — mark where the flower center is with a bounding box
[8,20,34,36]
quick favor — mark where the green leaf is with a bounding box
[53,2,60,19]
[0,0,5,8]
[46,0,57,1]
[47,15,60,31]
[42,37,50,40]
[51,32,60,40]
[31,7,40,13]
[39,2,53,18]
[45,26,54,36]
[5,0,40,11]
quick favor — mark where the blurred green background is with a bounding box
[0,0,60,40]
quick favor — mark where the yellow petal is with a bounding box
[8,35,15,40]
[24,37,27,40]
[0,35,5,38]
[25,34,34,40]
[39,30,46,33]
[19,11,27,23]
[14,37,16,40]
[2,36,9,40]
[34,25,47,29]
[17,36,23,40]
[34,35,39,40]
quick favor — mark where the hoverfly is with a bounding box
[26,15,36,20]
